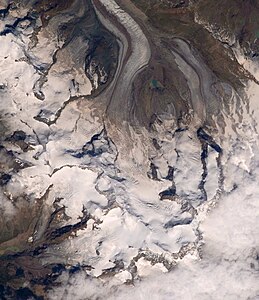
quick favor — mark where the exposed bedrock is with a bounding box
[91,0,246,134]
[92,0,151,124]
[4,0,244,132]
[0,0,258,298]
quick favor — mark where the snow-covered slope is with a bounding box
[0,1,258,299]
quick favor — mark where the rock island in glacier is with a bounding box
[0,0,259,299]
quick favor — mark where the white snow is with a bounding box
[0,1,259,300]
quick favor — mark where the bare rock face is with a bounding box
[0,0,259,299]
[194,0,259,57]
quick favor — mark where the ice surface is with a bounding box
[0,1,259,299]
[48,78,259,300]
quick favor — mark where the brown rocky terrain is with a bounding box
[0,0,258,299]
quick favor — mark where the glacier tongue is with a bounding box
[46,66,259,300]
[0,0,202,272]
[0,0,259,299]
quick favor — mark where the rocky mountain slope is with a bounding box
[0,0,258,299]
